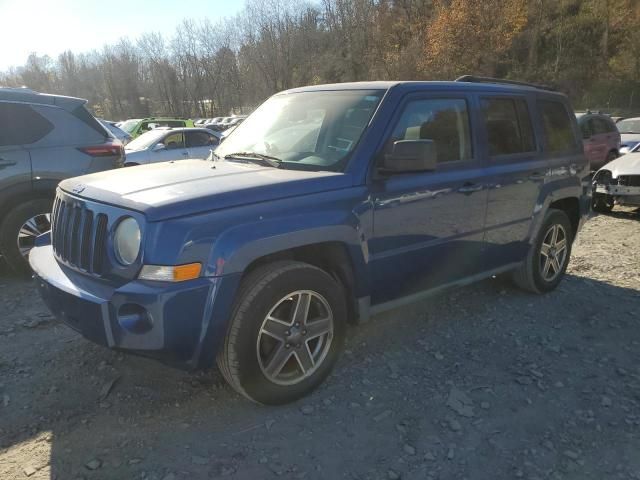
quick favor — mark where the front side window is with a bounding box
[482,98,536,156]
[0,102,54,146]
[383,98,472,164]
[161,132,185,149]
[215,90,383,172]
[538,101,577,153]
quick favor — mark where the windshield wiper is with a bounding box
[223,152,282,168]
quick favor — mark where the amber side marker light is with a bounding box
[138,263,202,282]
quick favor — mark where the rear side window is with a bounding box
[71,105,109,137]
[538,101,577,153]
[0,102,54,146]
[167,121,185,128]
[481,98,536,156]
[384,98,472,164]
[186,131,217,147]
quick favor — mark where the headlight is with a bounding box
[114,217,141,265]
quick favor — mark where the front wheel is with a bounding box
[217,261,347,405]
[592,193,614,213]
[512,209,573,294]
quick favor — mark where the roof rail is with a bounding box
[455,75,556,92]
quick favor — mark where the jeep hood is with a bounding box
[59,160,352,221]
[601,152,640,177]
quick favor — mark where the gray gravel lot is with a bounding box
[0,209,639,480]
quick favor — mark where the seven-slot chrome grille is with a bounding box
[51,193,108,275]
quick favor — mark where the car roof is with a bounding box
[0,86,86,109]
[153,127,215,133]
[280,80,567,97]
[619,117,640,121]
[138,117,190,122]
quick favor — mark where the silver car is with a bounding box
[617,117,640,154]
[592,143,640,212]
[124,127,220,166]
[0,87,123,272]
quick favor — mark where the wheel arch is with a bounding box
[240,241,363,324]
[548,196,580,236]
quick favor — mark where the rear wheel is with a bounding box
[0,198,52,274]
[217,261,347,405]
[512,209,573,294]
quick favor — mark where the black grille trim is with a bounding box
[51,194,109,276]
[618,175,640,187]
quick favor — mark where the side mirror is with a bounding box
[380,140,437,174]
[152,143,166,152]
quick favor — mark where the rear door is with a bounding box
[186,130,219,158]
[479,94,547,268]
[0,102,56,194]
[369,93,490,304]
[0,102,33,195]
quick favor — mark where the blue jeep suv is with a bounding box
[30,77,591,404]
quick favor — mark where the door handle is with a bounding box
[457,182,483,195]
[182,151,189,157]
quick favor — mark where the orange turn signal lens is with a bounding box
[172,263,202,282]
[138,263,202,282]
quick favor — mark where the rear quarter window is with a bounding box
[538,100,578,153]
[0,102,54,146]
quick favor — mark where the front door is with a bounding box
[369,95,489,305]
[151,132,188,164]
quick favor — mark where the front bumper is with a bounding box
[30,244,239,370]
[595,184,640,206]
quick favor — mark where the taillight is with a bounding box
[78,143,124,157]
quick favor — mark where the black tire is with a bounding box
[217,261,347,405]
[592,193,614,213]
[0,198,53,274]
[512,209,574,294]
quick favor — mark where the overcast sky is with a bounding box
[0,0,246,71]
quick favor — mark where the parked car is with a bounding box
[575,112,621,170]
[616,117,640,155]
[118,117,195,138]
[592,142,640,212]
[30,77,590,404]
[124,127,220,166]
[100,119,132,145]
[0,87,123,272]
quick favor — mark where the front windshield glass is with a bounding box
[617,119,640,134]
[125,129,166,151]
[215,90,384,172]
[119,119,141,134]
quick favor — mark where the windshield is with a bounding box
[125,129,166,151]
[617,119,640,134]
[215,90,384,172]
[119,119,142,134]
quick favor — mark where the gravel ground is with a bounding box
[0,209,639,480]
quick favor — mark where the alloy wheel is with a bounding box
[539,223,568,282]
[257,290,334,386]
[17,213,51,258]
